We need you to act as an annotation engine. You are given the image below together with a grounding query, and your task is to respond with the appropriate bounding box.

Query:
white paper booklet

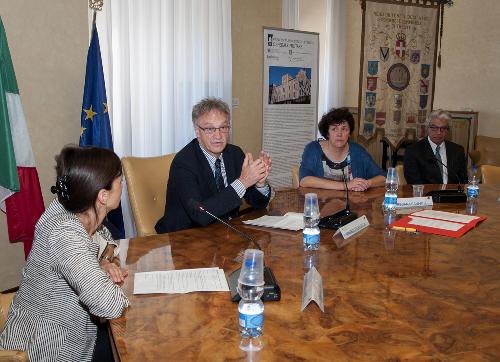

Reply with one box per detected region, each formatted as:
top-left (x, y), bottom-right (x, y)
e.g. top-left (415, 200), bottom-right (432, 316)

top-left (243, 212), bottom-right (304, 231)
top-left (133, 267), bottom-right (229, 294)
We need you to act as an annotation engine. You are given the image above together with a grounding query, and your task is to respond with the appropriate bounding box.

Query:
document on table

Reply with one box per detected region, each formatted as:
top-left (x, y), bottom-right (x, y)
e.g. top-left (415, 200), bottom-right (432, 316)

top-left (243, 212), bottom-right (304, 231)
top-left (411, 210), bottom-right (480, 223)
top-left (133, 267), bottom-right (230, 294)
top-left (408, 216), bottom-right (464, 231)
top-left (407, 210), bottom-right (481, 232)
top-left (390, 208), bottom-right (486, 238)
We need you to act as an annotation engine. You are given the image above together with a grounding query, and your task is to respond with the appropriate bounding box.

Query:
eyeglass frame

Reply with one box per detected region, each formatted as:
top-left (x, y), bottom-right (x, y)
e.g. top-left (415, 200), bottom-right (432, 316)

top-left (196, 124), bottom-right (231, 134)
top-left (428, 125), bottom-right (450, 132)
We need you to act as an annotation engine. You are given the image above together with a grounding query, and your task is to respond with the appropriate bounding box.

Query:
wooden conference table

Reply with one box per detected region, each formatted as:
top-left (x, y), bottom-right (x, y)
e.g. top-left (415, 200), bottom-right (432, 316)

top-left (110, 185), bottom-right (500, 361)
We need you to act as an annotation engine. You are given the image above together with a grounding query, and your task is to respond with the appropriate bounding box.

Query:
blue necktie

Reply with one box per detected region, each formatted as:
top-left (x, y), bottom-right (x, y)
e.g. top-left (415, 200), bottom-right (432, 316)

top-left (214, 158), bottom-right (224, 191)
top-left (435, 145), bottom-right (444, 178)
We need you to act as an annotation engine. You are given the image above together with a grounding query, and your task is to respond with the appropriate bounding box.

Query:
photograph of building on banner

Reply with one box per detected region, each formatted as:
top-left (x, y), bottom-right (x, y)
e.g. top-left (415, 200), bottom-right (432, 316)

top-left (357, 0), bottom-right (439, 149)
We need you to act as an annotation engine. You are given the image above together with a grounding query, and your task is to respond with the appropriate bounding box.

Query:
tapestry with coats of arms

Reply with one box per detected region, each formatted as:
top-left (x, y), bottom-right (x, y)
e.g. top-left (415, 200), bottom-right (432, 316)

top-left (358, 0), bottom-right (439, 148)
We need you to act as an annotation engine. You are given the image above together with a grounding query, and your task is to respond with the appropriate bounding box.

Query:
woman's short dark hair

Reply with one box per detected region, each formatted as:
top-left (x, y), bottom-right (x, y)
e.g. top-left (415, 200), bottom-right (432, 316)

top-left (318, 107), bottom-right (355, 139)
top-left (52, 145), bottom-right (122, 213)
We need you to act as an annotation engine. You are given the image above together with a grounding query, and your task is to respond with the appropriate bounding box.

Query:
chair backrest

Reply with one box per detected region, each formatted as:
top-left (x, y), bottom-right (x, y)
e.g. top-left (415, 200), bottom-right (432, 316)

top-left (480, 164), bottom-right (500, 187)
top-left (395, 164), bottom-right (406, 186)
top-left (0, 292), bottom-right (30, 361)
top-left (0, 292), bottom-right (15, 330)
top-left (291, 164), bottom-right (300, 189)
top-left (122, 154), bottom-right (175, 237)
top-left (475, 136), bottom-right (500, 166)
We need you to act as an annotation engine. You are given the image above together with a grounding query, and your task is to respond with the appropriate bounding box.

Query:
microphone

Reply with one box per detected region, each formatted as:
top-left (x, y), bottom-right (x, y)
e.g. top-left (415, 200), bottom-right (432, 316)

top-left (428, 156), bottom-right (465, 191)
top-left (190, 200), bottom-right (261, 250)
top-left (318, 158), bottom-right (358, 229)
top-left (188, 199), bottom-right (280, 302)
top-left (426, 156), bottom-right (466, 203)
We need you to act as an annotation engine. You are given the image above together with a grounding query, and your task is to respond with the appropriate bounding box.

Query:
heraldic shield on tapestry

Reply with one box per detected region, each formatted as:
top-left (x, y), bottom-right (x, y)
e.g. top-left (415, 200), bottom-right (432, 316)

top-left (358, 0), bottom-right (439, 148)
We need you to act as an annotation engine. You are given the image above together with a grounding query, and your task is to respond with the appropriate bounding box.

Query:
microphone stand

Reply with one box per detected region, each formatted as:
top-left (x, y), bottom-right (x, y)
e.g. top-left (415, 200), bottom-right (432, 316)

top-left (318, 164), bottom-right (358, 229)
top-left (199, 206), bottom-right (261, 250)
top-left (426, 157), bottom-right (466, 203)
top-left (341, 168), bottom-right (354, 215)
top-left (194, 202), bottom-right (280, 302)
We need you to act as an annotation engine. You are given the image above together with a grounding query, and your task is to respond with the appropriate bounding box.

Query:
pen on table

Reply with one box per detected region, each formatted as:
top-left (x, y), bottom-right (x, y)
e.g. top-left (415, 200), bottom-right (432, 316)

top-left (391, 226), bottom-right (417, 233)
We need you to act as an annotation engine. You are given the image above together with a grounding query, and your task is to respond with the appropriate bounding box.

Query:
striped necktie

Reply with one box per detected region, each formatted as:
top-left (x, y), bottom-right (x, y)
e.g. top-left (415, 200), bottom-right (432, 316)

top-left (435, 145), bottom-right (444, 177)
top-left (214, 158), bottom-right (224, 191)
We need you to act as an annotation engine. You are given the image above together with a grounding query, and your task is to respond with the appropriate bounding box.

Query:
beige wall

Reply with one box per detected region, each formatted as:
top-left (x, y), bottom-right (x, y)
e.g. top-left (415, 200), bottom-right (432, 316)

top-left (299, 0), bottom-right (327, 117)
top-left (0, 1), bottom-right (87, 290)
top-left (231, 0), bottom-right (282, 157)
top-left (433, 1), bottom-right (500, 137)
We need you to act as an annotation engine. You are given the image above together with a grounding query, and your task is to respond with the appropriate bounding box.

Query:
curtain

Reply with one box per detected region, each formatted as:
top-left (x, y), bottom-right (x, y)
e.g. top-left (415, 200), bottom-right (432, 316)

top-left (282, 0), bottom-right (299, 30)
top-left (89, 0), bottom-right (232, 237)
top-left (321, 0), bottom-right (346, 114)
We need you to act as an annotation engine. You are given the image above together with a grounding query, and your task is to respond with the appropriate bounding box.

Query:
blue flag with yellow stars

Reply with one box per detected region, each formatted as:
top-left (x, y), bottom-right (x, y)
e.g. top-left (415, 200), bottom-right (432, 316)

top-left (80, 22), bottom-right (125, 238)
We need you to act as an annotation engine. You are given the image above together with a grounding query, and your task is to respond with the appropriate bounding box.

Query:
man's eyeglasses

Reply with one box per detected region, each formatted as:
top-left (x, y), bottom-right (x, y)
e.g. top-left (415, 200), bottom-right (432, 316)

top-left (428, 125), bottom-right (449, 132)
top-left (197, 125), bottom-right (231, 134)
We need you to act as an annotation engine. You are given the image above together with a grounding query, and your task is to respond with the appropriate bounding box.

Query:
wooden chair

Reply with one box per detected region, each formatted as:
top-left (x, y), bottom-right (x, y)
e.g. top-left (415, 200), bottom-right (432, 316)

top-left (480, 164), bottom-right (500, 187)
top-left (469, 136), bottom-right (500, 167)
top-left (122, 154), bottom-right (175, 237)
top-left (291, 165), bottom-right (300, 188)
top-left (0, 292), bottom-right (28, 361)
top-left (395, 164), bottom-right (406, 186)
top-left (381, 139), bottom-right (415, 170)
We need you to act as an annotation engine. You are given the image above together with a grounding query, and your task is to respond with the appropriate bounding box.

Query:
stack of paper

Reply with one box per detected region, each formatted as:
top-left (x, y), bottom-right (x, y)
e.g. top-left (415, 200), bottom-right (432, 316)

top-left (243, 212), bottom-right (304, 231)
top-left (133, 267), bottom-right (229, 294)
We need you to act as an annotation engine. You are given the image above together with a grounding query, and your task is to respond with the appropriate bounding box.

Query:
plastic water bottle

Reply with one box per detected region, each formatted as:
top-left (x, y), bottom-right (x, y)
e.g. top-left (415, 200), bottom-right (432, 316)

top-left (383, 209), bottom-right (396, 250)
top-left (237, 249), bottom-right (265, 351)
top-left (466, 199), bottom-right (478, 215)
top-left (303, 249), bottom-right (319, 272)
top-left (303, 193), bottom-right (320, 251)
top-left (383, 167), bottom-right (399, 211)
top-left (466, 166), bottom-right (480, 200)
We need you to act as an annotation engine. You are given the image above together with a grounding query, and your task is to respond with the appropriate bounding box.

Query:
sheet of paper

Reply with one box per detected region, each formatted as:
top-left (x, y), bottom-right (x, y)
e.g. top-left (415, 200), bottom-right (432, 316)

top-left (408, 216), bottom-right (463, 231)
top-left (133, 267), bottom-right (229, 294)
top-left (412, 210), bottom-right (479, 223)
top-left (301, 266), bottom-right (324, 312)
top-left (243, 212), bottom-right (304, 231)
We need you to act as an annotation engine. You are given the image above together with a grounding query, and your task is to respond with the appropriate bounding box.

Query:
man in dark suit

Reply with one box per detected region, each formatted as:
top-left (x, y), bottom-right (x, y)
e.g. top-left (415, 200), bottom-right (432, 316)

top-left (155, 98), bottom-right (272, 233)
top-left (404, 110), bottom-right (468, 185)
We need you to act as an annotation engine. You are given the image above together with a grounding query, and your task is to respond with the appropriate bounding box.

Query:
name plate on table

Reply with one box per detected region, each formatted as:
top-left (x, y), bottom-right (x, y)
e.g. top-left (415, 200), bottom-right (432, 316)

top-left (301, 266), bottom-right (324, 312)
top-left (334, 215), bottom-right (369, 239)
top-left (396, 196), bottom-right (433, 209)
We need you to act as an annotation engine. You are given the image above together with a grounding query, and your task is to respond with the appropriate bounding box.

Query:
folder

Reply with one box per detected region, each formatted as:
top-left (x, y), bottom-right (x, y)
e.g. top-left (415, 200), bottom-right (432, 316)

top-left (389, 210), bottom-right (486, 238)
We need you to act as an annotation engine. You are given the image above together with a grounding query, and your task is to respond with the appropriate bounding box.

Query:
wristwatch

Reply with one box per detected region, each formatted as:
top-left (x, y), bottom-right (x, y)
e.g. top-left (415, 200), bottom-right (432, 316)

top-left (100, 254), bottom-right (113, 263)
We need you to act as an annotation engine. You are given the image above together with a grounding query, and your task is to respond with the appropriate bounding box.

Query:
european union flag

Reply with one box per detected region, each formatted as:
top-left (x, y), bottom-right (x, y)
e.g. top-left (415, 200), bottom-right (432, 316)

top-left (80, 22), bottom-right (125, 239)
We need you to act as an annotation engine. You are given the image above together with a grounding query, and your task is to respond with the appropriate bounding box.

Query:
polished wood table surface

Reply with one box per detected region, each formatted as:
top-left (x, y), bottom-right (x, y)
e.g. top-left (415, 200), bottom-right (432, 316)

top-left (110, 185), bottom-right (500, 361)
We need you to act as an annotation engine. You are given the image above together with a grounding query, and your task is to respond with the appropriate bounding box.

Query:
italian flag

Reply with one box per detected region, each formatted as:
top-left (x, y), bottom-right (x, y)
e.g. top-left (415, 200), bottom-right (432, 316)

top-left (0, 18), bottom-right (44, 258)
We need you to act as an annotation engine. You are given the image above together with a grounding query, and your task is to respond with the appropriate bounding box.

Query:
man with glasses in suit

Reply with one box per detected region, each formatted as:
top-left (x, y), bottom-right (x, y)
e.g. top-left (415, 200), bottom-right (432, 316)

top-left (155, 98), bottom-right (272, 233)
top-left (403, 109), bottom-right (468, 185)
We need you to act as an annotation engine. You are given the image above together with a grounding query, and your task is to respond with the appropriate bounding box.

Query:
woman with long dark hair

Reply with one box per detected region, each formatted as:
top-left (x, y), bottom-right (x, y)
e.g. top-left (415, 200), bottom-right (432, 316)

top-left (0, 145), bottom-right (129, 361)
